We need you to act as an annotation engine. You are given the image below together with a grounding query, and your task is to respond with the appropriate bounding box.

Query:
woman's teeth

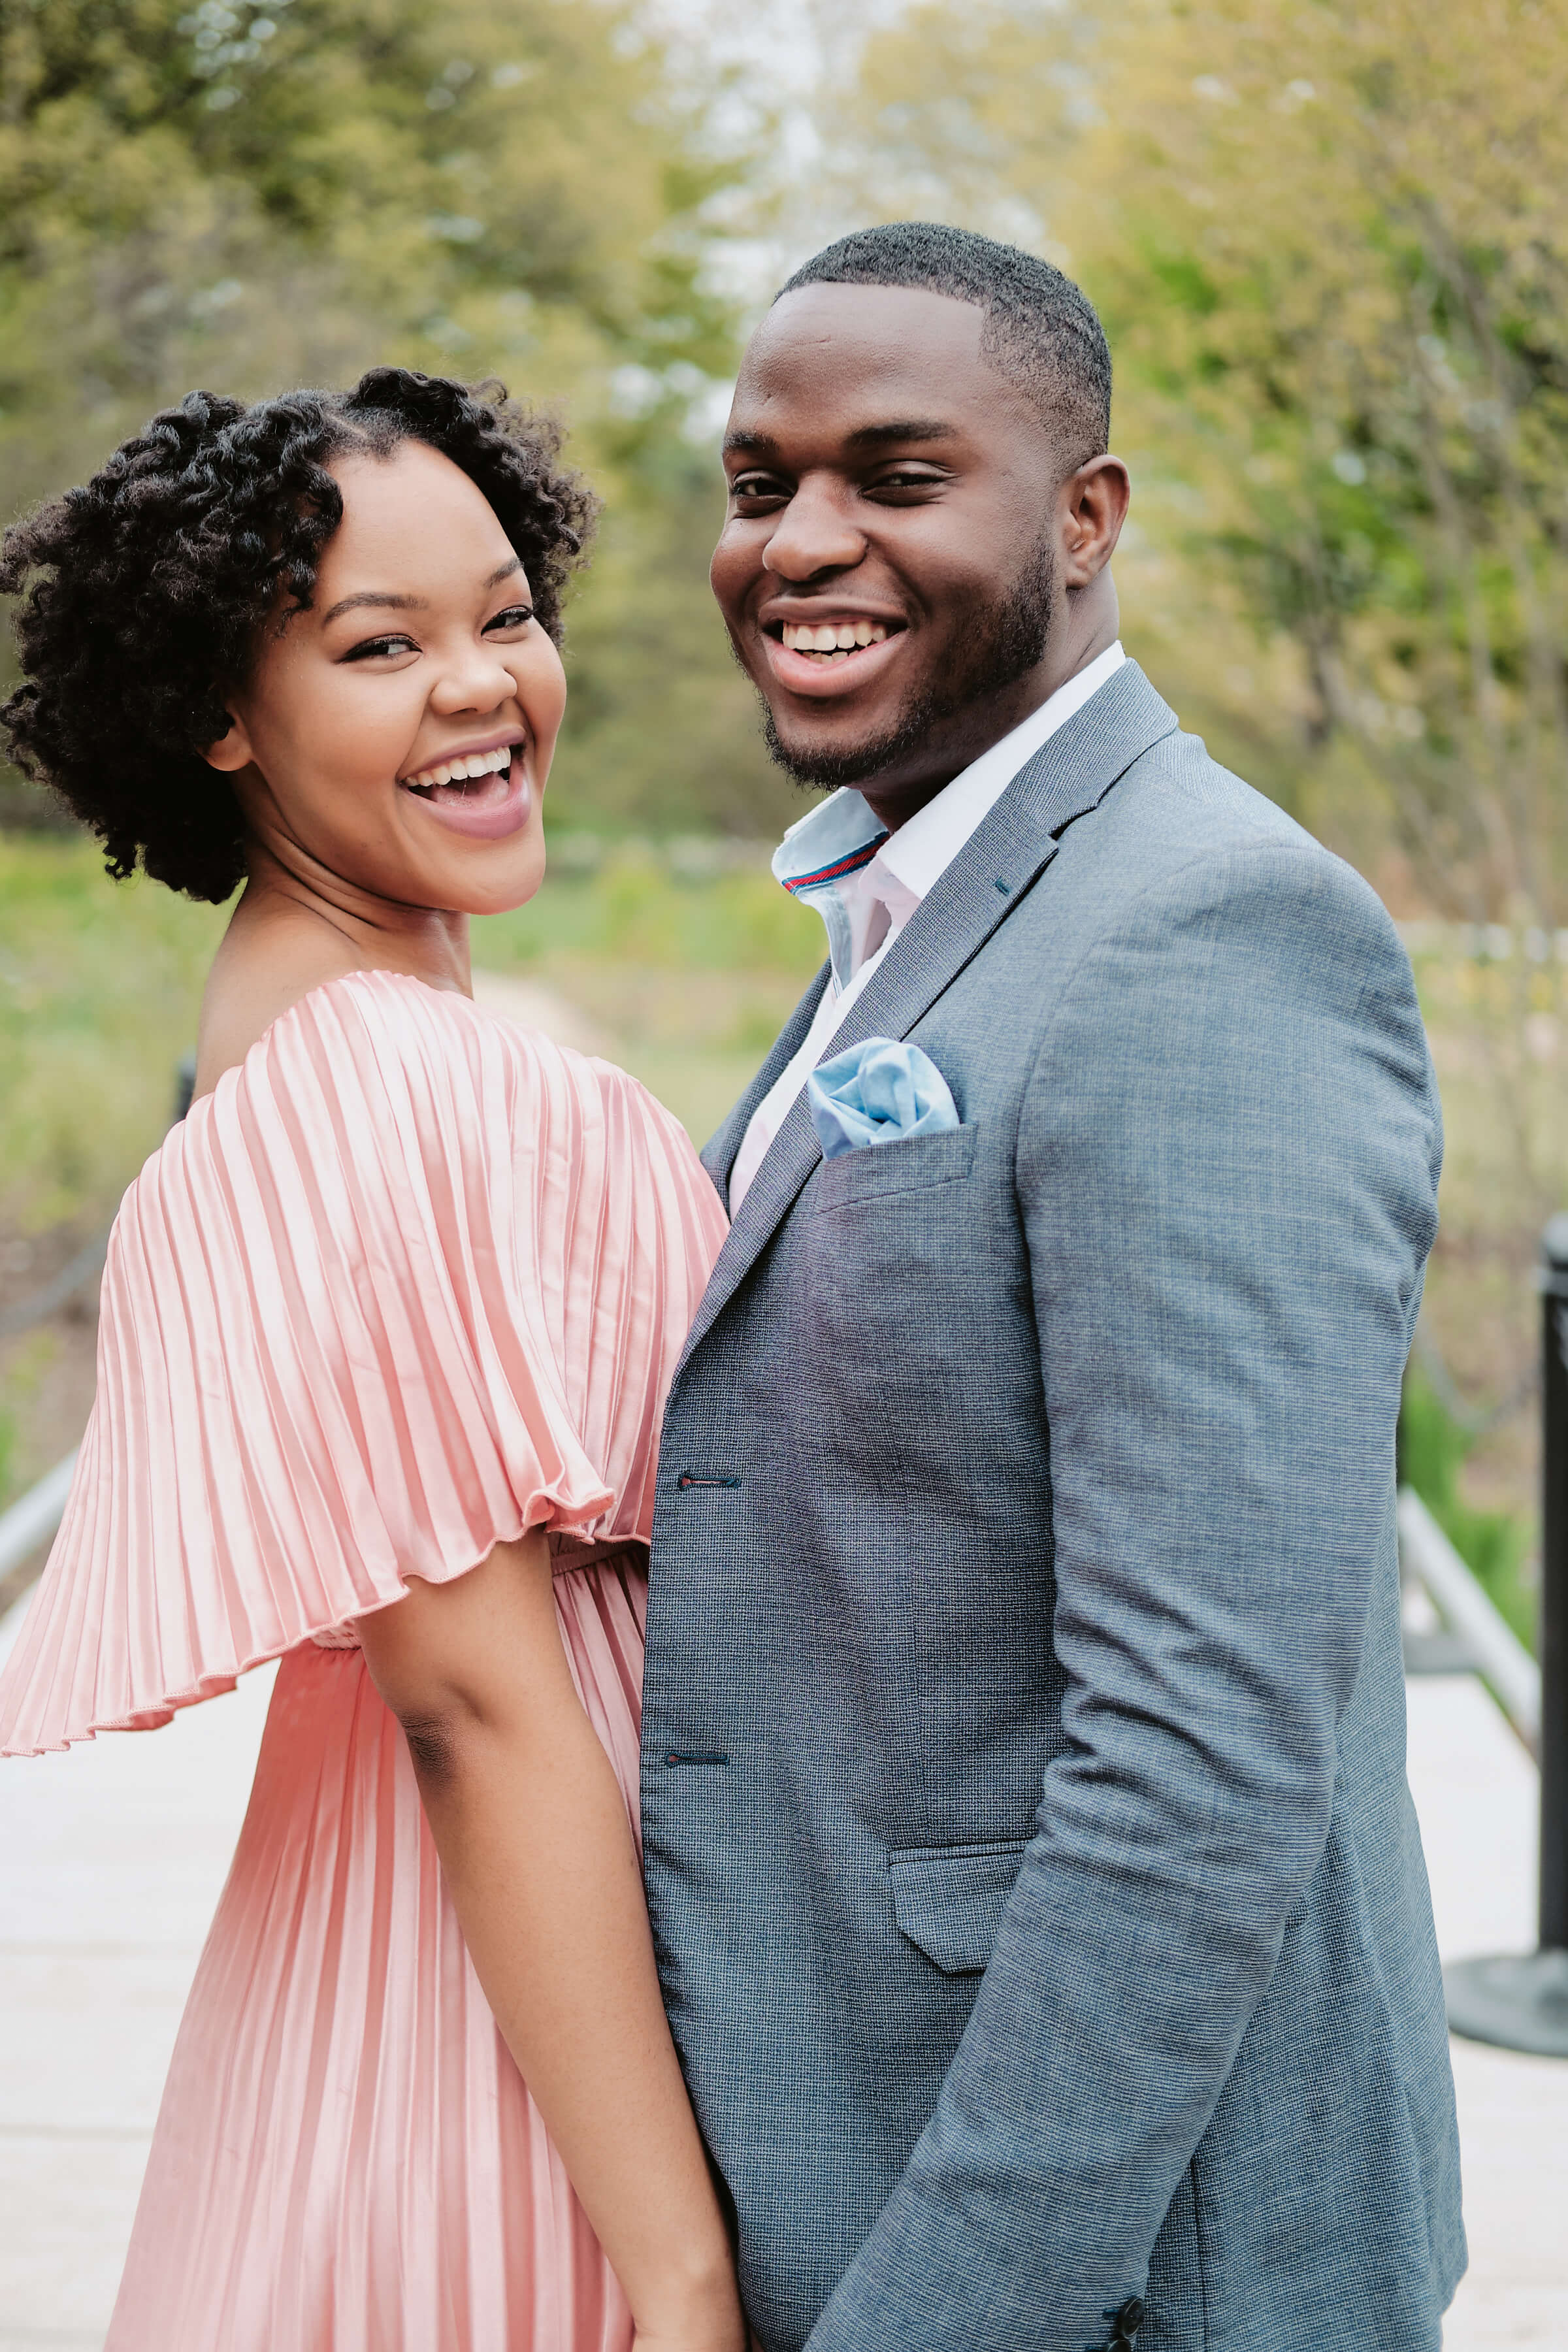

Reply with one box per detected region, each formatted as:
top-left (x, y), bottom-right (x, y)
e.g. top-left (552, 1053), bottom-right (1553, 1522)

top-left (780, 619), bottom-right (890, 661)
top-left (403, 743), bottom-right (515, 794)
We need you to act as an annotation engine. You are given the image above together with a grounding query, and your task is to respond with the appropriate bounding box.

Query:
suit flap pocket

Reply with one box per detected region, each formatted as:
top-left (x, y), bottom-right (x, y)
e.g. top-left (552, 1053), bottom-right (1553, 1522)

top-left (889, 1838), bottom-right (1027, 1974)
top-left (812, 1121), bottom-right (978, 1213)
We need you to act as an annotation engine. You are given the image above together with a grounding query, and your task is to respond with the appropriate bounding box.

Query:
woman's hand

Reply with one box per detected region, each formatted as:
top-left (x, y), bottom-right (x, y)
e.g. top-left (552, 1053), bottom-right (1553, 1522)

top-left (632, 2315), bottom-right (745, 2352)
top-left (631, 2238), bottom-right (746, 2352)
top-left (632, 2314), bottom-right (747, 2352)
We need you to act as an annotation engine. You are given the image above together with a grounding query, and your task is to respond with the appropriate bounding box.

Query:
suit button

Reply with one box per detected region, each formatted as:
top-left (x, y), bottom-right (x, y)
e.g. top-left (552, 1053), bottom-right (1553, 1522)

top-left (1113, 2298), bottom-right (1145, 2344)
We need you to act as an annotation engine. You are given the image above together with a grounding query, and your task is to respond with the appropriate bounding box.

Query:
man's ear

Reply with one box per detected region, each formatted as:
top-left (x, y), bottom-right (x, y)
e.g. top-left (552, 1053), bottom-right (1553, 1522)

top-left (200, 712), bottom-right (255, 774)
top-left (1060, 455), bottom-right (1131, 591)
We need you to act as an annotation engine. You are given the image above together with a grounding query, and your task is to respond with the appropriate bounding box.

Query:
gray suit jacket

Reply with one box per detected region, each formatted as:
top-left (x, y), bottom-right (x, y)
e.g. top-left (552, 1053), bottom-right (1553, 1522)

top-left (640, 663), bottom-right (1463, 2352)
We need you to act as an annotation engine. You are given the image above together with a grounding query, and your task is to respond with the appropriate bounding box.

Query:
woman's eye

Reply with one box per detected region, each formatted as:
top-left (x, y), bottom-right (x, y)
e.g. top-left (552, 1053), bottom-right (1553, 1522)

top-left (341, 632), bottom-right (418, 662)
top-left (483, 604), bottom-right (536, 634)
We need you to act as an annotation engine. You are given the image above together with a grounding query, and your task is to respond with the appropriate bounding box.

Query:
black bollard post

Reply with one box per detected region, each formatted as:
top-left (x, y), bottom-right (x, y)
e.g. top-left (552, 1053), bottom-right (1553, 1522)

top-left (1443, 1215), bottom-right (1568, 2057)
top-left (1541, 1216), bottom-right (1568, 1956)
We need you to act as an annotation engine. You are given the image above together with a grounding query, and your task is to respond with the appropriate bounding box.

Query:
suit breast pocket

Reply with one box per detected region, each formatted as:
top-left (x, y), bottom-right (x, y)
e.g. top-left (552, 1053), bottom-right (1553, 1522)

top-left (889, 1839), bottom-right (1028, 1974)
top-left (811, 1121), bottom-right (979, 1213)
top-left (787, 1115), bottom-right (1034, 1506)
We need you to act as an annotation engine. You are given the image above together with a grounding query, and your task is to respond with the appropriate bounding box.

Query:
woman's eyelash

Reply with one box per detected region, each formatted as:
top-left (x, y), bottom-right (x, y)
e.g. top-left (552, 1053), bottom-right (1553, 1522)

top-left (338, 608), bottom-right (531, 662)
top-left (342, 633), bottom-right (416, 662)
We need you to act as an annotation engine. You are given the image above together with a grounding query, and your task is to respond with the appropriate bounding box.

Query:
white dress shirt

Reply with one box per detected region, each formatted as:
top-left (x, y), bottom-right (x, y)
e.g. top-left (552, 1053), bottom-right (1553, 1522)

top-left (729, 640), bottom-right (1126, 1209)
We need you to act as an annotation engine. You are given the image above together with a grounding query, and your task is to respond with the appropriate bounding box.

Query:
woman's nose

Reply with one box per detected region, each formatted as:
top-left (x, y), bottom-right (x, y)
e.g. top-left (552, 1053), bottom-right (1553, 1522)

top-left (763, 480), bottom-right (866, 581)
top-left (429, 639), bottom-right (516, 715)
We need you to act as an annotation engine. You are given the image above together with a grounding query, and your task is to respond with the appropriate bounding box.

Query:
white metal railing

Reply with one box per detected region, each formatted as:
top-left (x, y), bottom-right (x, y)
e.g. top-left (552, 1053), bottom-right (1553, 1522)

top-left (0, 1450), bottom-right (78, 1598)
top-left (1398, 919), bottom-right (1568, 965)
top-left (0, 1460), bottom-right (1545, 1737)
top-left (1397, 1486), bottom-right (1541, 1755)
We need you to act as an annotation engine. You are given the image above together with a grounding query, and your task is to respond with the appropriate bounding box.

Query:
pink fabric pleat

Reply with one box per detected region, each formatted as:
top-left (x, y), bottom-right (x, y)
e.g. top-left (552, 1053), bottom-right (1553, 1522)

top-left (0, 971), bottom-right (727, 1754)
top-left (106, 1560), bottom-right (647, 2352)
top-left (0, 971), bottom-right (728, 2348)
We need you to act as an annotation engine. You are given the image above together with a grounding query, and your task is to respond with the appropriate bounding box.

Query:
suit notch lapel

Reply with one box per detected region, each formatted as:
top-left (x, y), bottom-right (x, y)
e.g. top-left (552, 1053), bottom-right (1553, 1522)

top-left (701, 962), bottom-right (830, 1198)
top-left (676, 662), bottom-right (1181, 1372)
top-left (674, 798), bottom-right (1061, 1374)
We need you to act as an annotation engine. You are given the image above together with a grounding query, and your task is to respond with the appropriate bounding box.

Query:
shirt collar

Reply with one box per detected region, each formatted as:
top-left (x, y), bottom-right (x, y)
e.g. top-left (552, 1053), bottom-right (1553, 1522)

top-left (771, 641), bottom-right (1126, 979)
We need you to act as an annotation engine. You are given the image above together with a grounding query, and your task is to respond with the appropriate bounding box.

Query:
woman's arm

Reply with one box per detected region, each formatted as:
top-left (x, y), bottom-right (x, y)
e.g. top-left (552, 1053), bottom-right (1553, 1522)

top-left (357, 1535), bottom-right (743, 2352)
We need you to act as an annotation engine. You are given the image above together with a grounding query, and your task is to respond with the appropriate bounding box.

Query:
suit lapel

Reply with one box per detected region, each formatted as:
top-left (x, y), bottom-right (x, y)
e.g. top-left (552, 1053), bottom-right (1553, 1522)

top-left (700, 962), bottom-right (830, 1197)
top-left (678, 662), bottom-right (1179, 1371)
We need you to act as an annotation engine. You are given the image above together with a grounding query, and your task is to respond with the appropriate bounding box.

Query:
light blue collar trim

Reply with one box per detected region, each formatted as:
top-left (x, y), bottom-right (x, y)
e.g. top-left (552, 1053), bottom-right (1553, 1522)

top-left (770, 791), bottom-right (889, 986)
top-left (771, 789), bottom-right (887, 893)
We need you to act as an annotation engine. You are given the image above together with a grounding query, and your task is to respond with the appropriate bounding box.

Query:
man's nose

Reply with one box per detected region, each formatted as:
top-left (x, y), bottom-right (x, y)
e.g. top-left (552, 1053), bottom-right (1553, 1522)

top-left (762, 478), bottom-right (866, 581)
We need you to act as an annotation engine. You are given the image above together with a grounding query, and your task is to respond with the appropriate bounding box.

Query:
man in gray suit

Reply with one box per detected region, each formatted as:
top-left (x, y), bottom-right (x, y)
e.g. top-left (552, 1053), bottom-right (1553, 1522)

top-left (640, 223), bottom-right (1463, 2352)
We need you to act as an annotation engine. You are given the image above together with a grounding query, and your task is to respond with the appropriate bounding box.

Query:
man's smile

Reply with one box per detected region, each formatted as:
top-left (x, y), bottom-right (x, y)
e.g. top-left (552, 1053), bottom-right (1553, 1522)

top-left (778, 618), bottom-right (892, 657)
top-left (758, 605), bottom-right (909, 700)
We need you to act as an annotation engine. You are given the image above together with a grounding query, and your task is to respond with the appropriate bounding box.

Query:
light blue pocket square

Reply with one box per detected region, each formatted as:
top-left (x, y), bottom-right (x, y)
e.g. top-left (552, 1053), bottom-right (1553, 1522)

top-left (807, 1036), bottom-right (960, 1161)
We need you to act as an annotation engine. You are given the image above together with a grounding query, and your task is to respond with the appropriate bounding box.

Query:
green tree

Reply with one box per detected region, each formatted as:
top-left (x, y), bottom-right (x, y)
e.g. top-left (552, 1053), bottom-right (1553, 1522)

top-left (823, 0), bottom-right (1568, 928)
top-left (1099, 0), bottom-right (1568, 936)
top-left (0, 0), bottom-right (793, 838)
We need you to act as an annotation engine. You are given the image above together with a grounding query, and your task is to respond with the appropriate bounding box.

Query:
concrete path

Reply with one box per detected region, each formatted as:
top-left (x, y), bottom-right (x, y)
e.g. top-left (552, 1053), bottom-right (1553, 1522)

top-left (0, 1595), bottom-right (276, 2352)
top-left (1407, 1674), bottom-right (1567, 2349)
top-left (469, 968), bottom-right (610, 1055)
top-left (0, 1582), bottom-right (1563, 2347)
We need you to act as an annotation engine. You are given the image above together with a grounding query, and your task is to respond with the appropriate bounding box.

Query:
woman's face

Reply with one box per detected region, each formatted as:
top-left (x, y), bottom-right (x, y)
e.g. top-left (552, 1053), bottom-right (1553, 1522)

top-left (206, 438), bottom-right (566, 916)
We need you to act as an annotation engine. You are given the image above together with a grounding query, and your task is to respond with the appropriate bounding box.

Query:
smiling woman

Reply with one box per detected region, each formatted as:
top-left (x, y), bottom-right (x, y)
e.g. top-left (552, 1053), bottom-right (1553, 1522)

top-left (186, 421), bottom-right (584, 1083)
top-left (0, 369), bottom-right (593, 907)
top-left (0, 376), bottom-right (745, 2352)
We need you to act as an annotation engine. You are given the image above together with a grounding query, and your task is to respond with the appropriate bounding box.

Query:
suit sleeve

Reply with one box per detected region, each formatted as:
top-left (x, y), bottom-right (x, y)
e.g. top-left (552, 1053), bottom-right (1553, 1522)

top-left (804, 842), bottom-right (1441, 2352)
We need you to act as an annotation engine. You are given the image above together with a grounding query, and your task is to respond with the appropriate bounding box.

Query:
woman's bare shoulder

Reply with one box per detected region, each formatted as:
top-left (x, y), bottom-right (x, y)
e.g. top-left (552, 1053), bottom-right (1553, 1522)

top-left (193, 906), bottom-right (377, 1101)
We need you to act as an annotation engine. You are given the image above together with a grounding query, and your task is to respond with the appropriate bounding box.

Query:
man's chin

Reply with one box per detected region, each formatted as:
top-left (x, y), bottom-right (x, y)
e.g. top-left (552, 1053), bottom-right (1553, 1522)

top-left (762, 700), bottom-right (936, 794)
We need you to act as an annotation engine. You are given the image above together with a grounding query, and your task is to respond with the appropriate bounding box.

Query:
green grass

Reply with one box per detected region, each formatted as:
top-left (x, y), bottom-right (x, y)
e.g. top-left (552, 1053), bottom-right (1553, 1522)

top-left (0, 835), bottom-right (227, 1231)
top-left (474, 854), bottom-right (823, 1141)
top-left (475, 847), bottom-right (822, 977)
top-left (0, 831), bottom-right (825, 1235)
top-left (1399, 1372), bottom-right (1537, 1653)
top-left (1402, 934), bottom-right (1567, 1561)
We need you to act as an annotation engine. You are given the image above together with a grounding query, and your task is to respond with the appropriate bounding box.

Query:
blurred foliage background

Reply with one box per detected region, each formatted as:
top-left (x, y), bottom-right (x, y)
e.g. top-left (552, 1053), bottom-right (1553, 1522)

top-left (0, 0), bottom-right (795, 838)
top-left (3, 0), bottom-right (1567, 1635)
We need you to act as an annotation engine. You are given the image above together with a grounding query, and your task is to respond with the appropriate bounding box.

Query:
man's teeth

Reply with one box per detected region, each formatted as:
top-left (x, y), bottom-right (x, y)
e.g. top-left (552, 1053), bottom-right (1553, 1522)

top-left (404, 743), bottom-right (514, 792)
top-left (781, 619), bottom-right (890, 655)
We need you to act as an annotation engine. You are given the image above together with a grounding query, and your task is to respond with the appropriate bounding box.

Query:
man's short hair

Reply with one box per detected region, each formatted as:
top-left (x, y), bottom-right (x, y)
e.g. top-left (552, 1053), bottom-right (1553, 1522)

top-left (777, 221), bottom-right (1111, 468)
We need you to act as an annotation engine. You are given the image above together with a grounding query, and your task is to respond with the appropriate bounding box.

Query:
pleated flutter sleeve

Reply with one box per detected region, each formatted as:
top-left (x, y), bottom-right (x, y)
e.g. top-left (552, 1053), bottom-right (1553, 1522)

top-left (0, 971), bottom-right (727, 1754)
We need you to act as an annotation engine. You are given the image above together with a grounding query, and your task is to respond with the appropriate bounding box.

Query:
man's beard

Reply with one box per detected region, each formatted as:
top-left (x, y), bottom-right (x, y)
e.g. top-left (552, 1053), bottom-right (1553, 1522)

top-left (760, 537), bottom-right (1056, 794)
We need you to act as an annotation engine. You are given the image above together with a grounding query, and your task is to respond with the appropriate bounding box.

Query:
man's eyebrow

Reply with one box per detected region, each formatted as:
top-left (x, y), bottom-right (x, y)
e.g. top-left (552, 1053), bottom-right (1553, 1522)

top-left (721, 420), bottom-right (958, 460)
top-left (845, 419), bottom-right (957, 448)
top-left (320, 558), bottom-right (520, 626)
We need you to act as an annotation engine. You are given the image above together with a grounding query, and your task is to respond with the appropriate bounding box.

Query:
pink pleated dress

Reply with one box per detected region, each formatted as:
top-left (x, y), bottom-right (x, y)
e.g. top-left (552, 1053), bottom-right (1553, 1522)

top-left (0, 970), bottom-right (728, 2351)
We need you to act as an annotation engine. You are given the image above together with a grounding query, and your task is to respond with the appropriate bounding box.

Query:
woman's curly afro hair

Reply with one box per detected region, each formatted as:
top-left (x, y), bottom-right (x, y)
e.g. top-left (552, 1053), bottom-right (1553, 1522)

top-left (0, 368), bottom-right (598, 902)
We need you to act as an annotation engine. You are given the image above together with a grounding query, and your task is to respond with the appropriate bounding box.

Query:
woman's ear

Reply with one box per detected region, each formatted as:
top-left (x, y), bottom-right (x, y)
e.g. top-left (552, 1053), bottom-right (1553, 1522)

top-left (200, 713), bottom-right (255, 774)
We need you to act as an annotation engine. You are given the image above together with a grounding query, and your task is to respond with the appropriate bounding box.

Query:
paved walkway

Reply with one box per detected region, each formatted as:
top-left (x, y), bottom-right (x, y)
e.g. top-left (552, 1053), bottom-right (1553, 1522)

top-left (0, 1584), bottom-right (1563, 2347)
top-left (1405, 1674), bottom-right (1566, 2349)
top-left (0, 1597), bottom-right (277, 2352)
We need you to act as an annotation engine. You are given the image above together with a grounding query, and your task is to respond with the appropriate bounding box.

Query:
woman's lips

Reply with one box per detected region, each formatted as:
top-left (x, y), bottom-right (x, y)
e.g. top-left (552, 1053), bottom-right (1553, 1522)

top-left (401, 751), bottom-right (532, 840)
top-left (760, 627), bottom-right (907, 700)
